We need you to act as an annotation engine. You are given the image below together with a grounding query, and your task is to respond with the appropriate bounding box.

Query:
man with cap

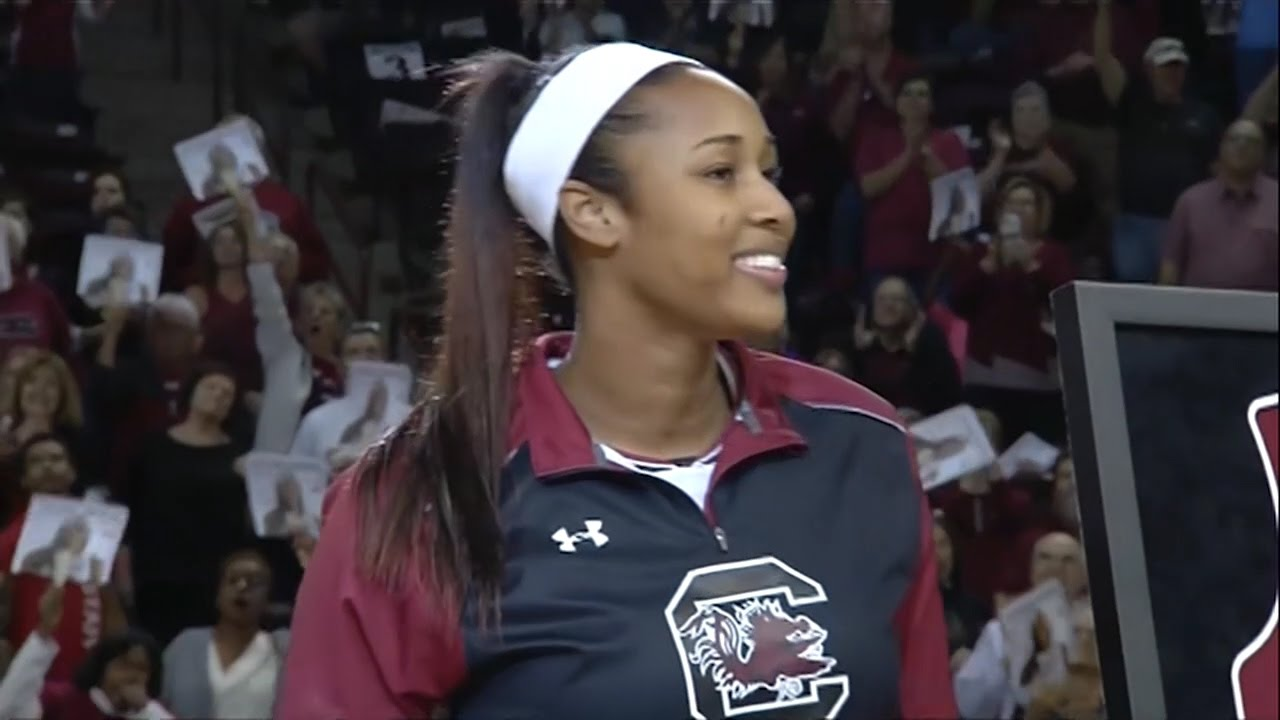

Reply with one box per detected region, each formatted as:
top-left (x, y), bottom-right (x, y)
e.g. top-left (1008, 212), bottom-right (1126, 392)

top-left (1094, 0), bottom-right (1222, 284)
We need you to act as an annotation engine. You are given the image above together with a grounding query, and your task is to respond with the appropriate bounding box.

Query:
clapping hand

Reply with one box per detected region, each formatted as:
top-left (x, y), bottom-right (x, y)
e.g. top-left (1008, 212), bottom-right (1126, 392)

top-left (988, 120), bottom-right (1012, 154)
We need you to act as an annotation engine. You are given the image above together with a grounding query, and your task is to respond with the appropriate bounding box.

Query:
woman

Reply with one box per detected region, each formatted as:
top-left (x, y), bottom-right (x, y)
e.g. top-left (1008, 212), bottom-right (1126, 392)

top-left (836, 275), bottom-right (962, 415)
top-left (186, 223), bottom-right (263, 395)
top-left (950, 177), bottom-right (1074, 444)
top-left (242, 218), bottom-right (348, 453)
top-left (0, 583), bottom-right (170, 719)
top-left (124, 364), bottom-right (251, 647)
top-left (162, 549), bottom-right (289, 719)
top-left (0, 435), bottom-right (126, 681)
top-left (855, 73), bottom-right (970, 295)
top-left (89, 170), bottom-right (130, 220)
top-left (279, 43), bottom-right (954, 719)
top-left (0, 350), bottom-right (86, 496)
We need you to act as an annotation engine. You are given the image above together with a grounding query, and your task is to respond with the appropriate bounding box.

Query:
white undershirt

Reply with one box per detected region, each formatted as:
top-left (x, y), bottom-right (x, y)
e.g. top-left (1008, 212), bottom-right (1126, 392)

top-left (207, 632), bottom-right (279, 720)
top-left (601, 444), bottom-right (721, 510)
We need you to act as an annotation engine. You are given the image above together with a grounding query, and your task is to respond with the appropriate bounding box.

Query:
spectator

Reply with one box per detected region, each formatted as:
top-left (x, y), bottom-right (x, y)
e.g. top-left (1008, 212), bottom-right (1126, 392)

top-left (825, 0), bottom-right (915, 156)
top-left (0, 583), bottom-right (170, 720)
top-left (0, 435), bottom-right (126, 682)
top-left (1025, 606), bottom-right (1104, 720)
top-left (0, 351), bottom-right (86, 482)
top-left (291, 322), bottom-right (407, 473)
top-left (6, 0), bottom-right (113, 120)
top-left (0, 217), bottom-right (72, 362)
top-left (186, 224), bottom-right (262, 397)
top-left (87, 295), bottom-right (207, 499)
top-left (953, 532), bottom-right (1091, 720)
top-left (96, 204), bottom-right (145, 241)
top-left (235, 186), bottom-right (348, 453)
top-left (160, 116), bottom-right (330, 291)
top-left (951, 178), bottom-right (1073, 443)
top-left (535, 0), bottom-right (627, 57)
top-left (856, 73), bottom-right (970, 295)
top-left (1095, 5), bottom-right (1223, 282)
top-left (124, 364), bottom-right (250, 647)
top-left (933, 511), bottom-right (990, 674)
top-left (1004, 453), bottom-right (1081, 596)
top-left (88, 170), bottom-right (130, 220)
top-left (983, 83), bottom-right (1096, 264)
top-left (1160, 119), bottom-right (1278, 291)
top-left (833, 276), bottom-right (961, 415)
top-left (161, 549), bottom-right (289, 719)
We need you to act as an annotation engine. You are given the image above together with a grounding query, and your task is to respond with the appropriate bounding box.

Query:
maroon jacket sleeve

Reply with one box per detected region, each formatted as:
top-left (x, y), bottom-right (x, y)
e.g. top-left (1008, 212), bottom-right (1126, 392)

top-left (276, 468), bottom-right (466, 720)
top-left (895, 442), bottom-right (960, 719)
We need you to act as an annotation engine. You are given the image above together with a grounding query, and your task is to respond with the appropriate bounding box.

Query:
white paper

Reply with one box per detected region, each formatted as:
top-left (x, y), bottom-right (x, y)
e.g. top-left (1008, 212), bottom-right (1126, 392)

top-left (76, 235), bottom-right (163, 309)
top-left (244, 453), bottom-right (328, 538)
top-left (191, 197), bottom-right (276, 240)
top-left (929, 166), bottom-right (981, 240)
top-left (363, 42), bottom-right (426, 81)
top-left (173, 119), bottom-right (270, 201)
top-left (998, 579), bottom-right (1073, 698)
top-left (379, 99), bottom-right (449, 127)
top-left (997, 432), bottom-right (1061, 479)
top-left (319, 362), bottom-right (413, 468)
top-left (10, 494), bottom-right (129, 586)
top-left (910, 404), bottom-right (998, 491)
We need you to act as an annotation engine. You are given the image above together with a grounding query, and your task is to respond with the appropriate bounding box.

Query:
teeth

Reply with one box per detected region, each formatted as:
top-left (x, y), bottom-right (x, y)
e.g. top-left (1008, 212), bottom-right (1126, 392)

top-left (737, 254), bottom-right (784, 270)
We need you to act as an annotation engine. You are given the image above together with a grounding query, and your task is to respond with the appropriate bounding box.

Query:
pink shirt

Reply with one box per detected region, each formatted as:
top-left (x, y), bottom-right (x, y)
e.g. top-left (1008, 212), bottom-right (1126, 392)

top-left (1163, 176), bottom-right (1279, 291)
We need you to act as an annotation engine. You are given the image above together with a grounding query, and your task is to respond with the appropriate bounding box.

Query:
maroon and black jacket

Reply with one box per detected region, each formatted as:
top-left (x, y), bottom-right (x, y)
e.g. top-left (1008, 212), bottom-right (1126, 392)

top-left (278, 333), bottom-right (957, 720)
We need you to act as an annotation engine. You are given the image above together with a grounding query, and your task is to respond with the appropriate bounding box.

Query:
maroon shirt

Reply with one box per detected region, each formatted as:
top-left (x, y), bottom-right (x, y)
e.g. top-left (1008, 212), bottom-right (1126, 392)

top-left (0, 277), bottom-right (72, 361)
top-left (161, 180), bottom-right (331, 291)
top-left (201, 287), bottom-right (263, 392)
top-left (950, 241), bottom-right (1075, 372)
top-left (856, 126), bottom-right (971, 273)
top-left (13, 0), bottom-right (77, 70)
top-left (1163, 176), bottom-right (1280, 291)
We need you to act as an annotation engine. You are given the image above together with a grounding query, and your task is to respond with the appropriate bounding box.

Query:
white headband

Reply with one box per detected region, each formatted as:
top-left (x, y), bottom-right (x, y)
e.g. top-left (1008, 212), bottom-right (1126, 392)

top-left (502, 43), bottom-right (726, 246)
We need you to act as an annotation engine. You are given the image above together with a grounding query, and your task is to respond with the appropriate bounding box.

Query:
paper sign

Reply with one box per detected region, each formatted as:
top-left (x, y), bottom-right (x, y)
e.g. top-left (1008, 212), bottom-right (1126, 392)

top-left (173, 119), bottom-right (270, 201)
top-left (76, 234), bottom-right (163, 309)
top-left (10, 494), bottom-right (129, 586)
top-left (929, 166), bottom-right (981, 240)
top-left (997, 432), bottom-right (1062, 479)
top-left (191, 197), bottom-right (276, 240)
top-left (244, 453), bottom-right (328, 538)
top-left (363, 42), bottom-right (426, 81)
top-left (999, 579), bottom-right (1073, 697)
top-left (910, 404), bottom-right (998, 491)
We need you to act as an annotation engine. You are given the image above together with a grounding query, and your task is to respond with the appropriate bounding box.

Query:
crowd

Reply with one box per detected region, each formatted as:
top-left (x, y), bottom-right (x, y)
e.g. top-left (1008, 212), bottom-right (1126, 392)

top-left (0, 0), bottom-right (1275, 718)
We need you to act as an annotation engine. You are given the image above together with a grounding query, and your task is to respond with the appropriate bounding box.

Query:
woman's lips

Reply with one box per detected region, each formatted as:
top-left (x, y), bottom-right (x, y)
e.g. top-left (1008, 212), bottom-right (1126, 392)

top-left (732, 253), bottom-right (788, 291)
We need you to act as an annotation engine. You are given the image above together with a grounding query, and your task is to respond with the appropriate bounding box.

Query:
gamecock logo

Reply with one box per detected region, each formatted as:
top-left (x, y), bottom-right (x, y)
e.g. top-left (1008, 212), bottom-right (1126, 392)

top-left (1232, 393), bottom-right (1278, 720)
top-left (664, 557), bottom-right (850, 719)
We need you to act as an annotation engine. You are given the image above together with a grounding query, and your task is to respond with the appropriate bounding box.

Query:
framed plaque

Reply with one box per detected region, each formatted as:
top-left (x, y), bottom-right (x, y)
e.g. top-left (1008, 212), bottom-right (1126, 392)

top-left (1053, 282), bottom-right (1279, 720)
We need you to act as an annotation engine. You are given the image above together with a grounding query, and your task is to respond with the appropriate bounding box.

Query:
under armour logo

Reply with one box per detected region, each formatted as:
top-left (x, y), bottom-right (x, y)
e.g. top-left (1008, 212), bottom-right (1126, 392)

top-left (552, 519), bottom-right (609, 553)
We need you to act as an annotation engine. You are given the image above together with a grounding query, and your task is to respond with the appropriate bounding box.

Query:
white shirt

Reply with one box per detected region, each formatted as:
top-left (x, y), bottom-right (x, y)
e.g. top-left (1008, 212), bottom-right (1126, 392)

top-left (207, 632), bottom-right (280, 720)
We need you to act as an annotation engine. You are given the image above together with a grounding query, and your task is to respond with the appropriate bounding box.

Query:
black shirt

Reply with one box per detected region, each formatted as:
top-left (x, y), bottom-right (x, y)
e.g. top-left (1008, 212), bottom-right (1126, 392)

top-left (1116, 81), bottom-right (1222, 217)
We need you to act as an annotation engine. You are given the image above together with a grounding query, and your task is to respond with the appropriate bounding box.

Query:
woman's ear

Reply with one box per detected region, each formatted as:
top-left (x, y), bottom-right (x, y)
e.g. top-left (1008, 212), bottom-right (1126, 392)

top-left (557, 180), bottom-right (627, 252)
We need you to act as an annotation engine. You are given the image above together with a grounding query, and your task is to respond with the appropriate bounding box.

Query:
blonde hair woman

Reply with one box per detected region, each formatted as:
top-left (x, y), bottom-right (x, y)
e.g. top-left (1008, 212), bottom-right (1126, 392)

top-left (2, 350), bottom-right (83, 445)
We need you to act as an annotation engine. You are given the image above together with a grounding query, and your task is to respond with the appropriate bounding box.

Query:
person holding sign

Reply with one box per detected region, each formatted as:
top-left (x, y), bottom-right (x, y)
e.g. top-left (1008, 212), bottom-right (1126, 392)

top-left (0, 436), bottom-right (125, 682)
top-left (279, 43), bottom-right (955, 720)
top-left (0, 580), bottom-right (170, 719)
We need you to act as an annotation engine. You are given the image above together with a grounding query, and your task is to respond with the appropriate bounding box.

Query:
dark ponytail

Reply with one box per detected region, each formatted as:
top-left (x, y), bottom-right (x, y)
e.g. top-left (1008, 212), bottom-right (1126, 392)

top-left (355, 51), bottom-right (544, 622)
top-left (354, 46), bottom-right (690, 623)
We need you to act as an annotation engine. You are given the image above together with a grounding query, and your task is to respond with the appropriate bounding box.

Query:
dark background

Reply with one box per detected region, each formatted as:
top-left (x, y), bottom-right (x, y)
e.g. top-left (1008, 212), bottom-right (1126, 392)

top-left (1115, 325), bottom-right (1278, 720)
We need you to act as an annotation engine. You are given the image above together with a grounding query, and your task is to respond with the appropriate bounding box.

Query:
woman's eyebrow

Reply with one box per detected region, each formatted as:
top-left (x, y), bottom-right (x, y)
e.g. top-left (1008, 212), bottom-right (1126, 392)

top-left (691, 133), bottom-right (777, 150)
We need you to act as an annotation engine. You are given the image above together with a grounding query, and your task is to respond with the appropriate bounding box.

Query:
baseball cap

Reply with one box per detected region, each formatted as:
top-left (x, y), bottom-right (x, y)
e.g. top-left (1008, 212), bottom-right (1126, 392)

top-left (1144, 37), bottom-right (1189, 66)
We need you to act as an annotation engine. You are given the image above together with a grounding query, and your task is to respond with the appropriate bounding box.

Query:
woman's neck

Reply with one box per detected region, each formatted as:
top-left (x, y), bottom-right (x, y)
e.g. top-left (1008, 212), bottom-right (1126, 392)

top-left (15, 415), bottom-right (53, 439)
top-left (214, 268), bottom-right (247, 297)
top-left (170, 415), bottom-right (227, 445)
top-left (557, 305), bottom-right (732, 460)
top-left (305, 335), bottom-right (336, 362)
top-left (212, 621), bottom-right (260, 665)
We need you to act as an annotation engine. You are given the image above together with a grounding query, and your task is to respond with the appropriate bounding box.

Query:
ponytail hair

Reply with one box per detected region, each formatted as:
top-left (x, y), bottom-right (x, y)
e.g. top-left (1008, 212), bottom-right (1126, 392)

top-left (355, 46), bottom-right (697, 622)
top-left (355, 51), bottom-right (544, 621)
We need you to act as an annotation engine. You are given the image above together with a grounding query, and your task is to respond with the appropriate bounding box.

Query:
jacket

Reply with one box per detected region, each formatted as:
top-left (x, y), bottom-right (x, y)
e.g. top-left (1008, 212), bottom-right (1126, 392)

top-left (278, 334), bottom-right (957, 719)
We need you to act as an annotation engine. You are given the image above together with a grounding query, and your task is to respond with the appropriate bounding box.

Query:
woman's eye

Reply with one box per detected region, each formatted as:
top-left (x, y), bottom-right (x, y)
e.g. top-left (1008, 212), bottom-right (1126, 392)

top-left (704, 166), bottom-right (736, 183)
top-left (763, 167), bottom-right (783, 185)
